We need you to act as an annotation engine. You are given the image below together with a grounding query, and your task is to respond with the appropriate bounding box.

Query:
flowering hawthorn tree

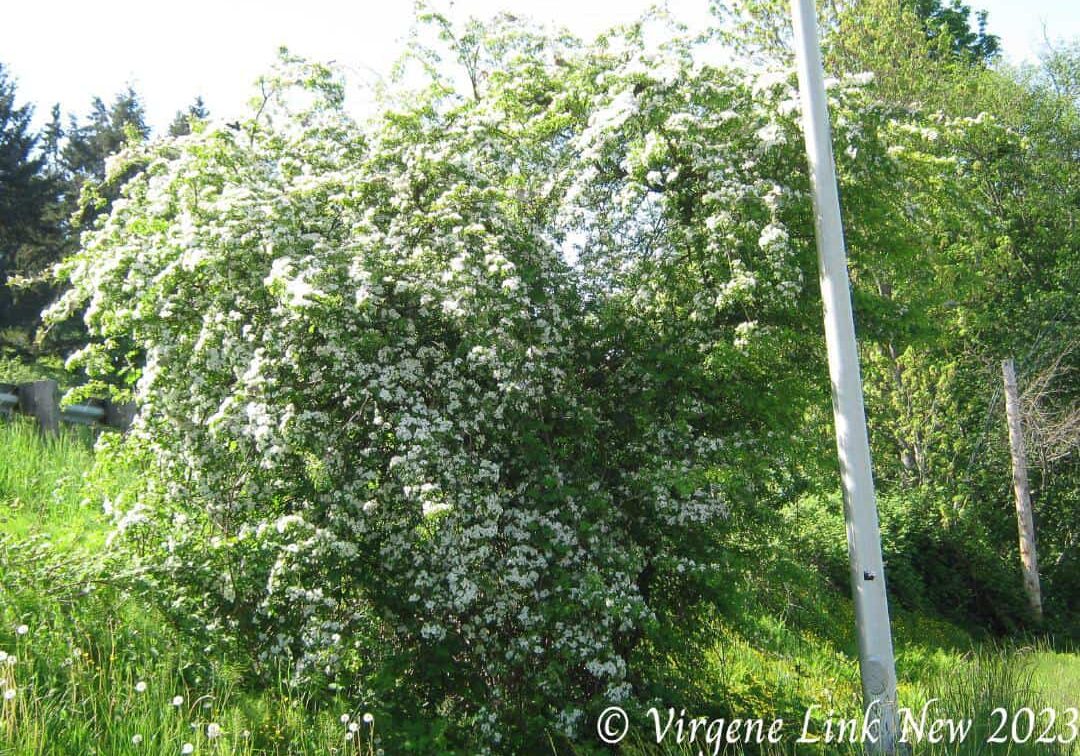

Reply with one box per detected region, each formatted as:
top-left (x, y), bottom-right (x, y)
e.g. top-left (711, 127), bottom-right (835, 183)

top-left (46, 16), bottom-right (990, 748)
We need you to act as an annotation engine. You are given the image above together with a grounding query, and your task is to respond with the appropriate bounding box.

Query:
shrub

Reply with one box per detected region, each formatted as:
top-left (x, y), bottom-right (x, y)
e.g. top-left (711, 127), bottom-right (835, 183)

top-left (46, 18), bottom-right (986, 749)
top-left (788, 490), bottom-right (1030, 634)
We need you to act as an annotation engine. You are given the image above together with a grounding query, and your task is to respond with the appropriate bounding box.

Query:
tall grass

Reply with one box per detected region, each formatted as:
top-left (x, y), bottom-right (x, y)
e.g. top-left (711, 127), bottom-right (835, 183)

top-left (0, 420), bottom-right (102, 549)
top-left (587, 646), bottom-right (1076, 755)
top-left (912, 644), bottom-right (1077, 755)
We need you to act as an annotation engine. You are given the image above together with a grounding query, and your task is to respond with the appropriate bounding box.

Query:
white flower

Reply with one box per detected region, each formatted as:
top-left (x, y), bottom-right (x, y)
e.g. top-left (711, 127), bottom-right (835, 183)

top-left (172, 695), bottom-right (185, 706)
top-left (132, 734), bottom-right (143, 745)
top-left (15, 625), bottom-right (28, 636)
top-left (734, 320), bottom-right (759, 350)
top-left (135, 681), bottom-right (148, 693)
top-left (363, 712), bottom-right (374, 724)
top-left (207, 723), bottom-right (222, 739)
top-left (422, 500), bottom-right (452, 518)
top-left (285, 275), bottom-right (316, 307)
top-left (181, 744), bottom-right (194, 755)
top-left (758, 222), bottom-right (789, 252)
top-left (340, 713), bottom-right (350, 724)
top-left (348, 722), bottom-right (359, 732)
top-left (756, 123), bottom-right (785, 148)
top-left (4, 688), bottom-right (15, 700)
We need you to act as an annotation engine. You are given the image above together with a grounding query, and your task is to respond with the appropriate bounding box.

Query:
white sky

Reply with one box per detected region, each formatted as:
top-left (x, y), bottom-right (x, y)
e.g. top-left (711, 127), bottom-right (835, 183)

top-left (2, 0), bottom-right (1077, 133)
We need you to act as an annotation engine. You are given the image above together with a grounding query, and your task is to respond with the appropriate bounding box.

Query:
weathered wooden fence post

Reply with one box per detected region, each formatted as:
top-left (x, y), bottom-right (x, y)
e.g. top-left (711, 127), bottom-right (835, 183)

top-left (104, 399), bottom-right (138, 431)
top-left (1002, 357), bottom-right (1043, 622)
top-left (18, 379), bottom-right (60, 436)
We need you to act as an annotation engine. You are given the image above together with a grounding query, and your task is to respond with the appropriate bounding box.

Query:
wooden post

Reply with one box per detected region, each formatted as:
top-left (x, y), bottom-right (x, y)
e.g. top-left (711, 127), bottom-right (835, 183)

top-left (104, 399), bottom-right (138, 431)
top-left (18, 379), bottom-right (60, 436)
top-left (1002, 358), bottom-right (1043, 622)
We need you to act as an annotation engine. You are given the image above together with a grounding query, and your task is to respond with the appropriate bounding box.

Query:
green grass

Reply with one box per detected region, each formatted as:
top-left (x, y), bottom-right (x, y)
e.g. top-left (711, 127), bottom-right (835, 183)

top-left (0, 420), bottom-right (103, 551)
top-left (0, 421), bottom-right (1077, 754)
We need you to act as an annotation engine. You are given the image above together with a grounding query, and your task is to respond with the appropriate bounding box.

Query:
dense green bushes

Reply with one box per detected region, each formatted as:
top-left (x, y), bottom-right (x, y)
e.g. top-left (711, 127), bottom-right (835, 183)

top-left (788, 492), bottom-right (1032, 635)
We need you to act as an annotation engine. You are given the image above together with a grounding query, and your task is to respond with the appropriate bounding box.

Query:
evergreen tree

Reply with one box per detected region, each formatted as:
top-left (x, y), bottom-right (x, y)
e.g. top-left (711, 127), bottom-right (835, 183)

top-left (0, 64), bottom-right (51, 259)
top-left (60, 87), bottom-right (150, 230)
top-left (39, 103), bottom-right (64, 174)
top-left (62, 87), bottom-right (149, 183)
top-left (167, 95), bottom-right (209, 137)
top-left (0, 63), bottom-right (60, 347)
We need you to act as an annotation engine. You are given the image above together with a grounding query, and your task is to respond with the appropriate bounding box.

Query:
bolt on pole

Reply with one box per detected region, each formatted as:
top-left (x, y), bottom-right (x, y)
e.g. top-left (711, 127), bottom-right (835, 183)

top-left (789, 0), bottom-right (901, 751)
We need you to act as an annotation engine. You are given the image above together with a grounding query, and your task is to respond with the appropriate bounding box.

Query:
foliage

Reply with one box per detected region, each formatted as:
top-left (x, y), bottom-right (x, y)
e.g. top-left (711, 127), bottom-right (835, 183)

top-left (61, 88), bottom-right (150, 186)
top-left (907, 0), bottom-right (1000, 64)
top-left (790, 492), bottom-right (1031, 634)
top-left (821, 0), bottom-right (1079, 636)
top-left (0, 65), bottom-right (55, 261)
top-left (168, 96), bottom-right (210, 138)
top-left (1, 80), bottom-right (158, 359)
top-left (0, 63), bottom-right (63, 353)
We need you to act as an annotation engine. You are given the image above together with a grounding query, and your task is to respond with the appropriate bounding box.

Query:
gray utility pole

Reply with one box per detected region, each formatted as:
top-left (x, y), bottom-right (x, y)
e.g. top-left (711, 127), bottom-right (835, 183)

top-left (1001, 357), bottom-right (1043, 622)
top-left (789, 0), bottom-right (901, 752)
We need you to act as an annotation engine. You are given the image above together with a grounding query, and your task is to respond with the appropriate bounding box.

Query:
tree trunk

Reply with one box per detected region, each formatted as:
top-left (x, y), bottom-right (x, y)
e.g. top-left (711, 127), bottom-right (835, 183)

top-left (1002, 358), bottom-right (1043, 622)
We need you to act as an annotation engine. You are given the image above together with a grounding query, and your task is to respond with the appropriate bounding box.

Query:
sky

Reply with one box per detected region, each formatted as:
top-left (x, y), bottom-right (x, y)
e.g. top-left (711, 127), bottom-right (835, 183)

top-left (1, 0), bottom-right (1077, 133)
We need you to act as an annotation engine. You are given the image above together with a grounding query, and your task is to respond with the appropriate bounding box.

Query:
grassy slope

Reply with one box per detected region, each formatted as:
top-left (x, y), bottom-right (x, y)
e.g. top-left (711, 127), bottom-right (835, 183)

top-left (0, 422), bottom-right (1076, 755)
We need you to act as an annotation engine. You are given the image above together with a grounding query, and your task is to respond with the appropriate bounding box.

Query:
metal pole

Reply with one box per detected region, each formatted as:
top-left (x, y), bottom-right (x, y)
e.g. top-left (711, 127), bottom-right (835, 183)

top-left (789, 0), bottom-right (900, 751)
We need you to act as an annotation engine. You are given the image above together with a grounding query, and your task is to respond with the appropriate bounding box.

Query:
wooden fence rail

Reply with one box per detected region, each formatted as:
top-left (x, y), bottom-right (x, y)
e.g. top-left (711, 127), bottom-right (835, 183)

top-left (0, 380), bottom-right (135, 435)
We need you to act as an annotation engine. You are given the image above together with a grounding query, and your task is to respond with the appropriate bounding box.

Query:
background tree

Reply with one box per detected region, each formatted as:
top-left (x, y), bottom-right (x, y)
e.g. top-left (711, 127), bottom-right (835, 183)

top-left (62, 88), bottom-right (149, 182)
top-left (167, 95), bottom-right (209, 137)
top-left (828, 0), bottom-right (1078, 631)
top-left (1, 84), bottom-right (153, 357)
top-left (713, 0), bottom-right (1077, 633)
top-left (908, 0), bottom-right (999, 63)
top-left (0, 63), bottom-right (61, 353)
